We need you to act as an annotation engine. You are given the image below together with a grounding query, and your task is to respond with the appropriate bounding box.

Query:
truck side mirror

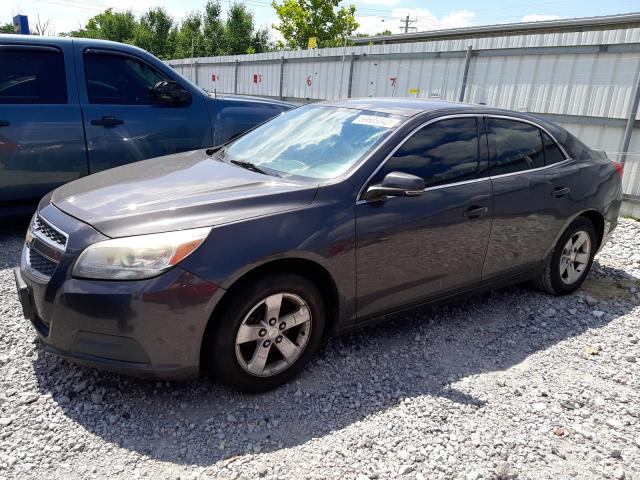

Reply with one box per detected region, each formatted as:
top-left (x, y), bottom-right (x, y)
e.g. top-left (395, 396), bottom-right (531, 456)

top-left (150, 81), bottom-right (192, 106)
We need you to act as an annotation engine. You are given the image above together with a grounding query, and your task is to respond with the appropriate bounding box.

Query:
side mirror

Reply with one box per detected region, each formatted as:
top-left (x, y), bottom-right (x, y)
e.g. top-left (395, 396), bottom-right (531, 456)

top-left (150, 80), bottom-right (192, 105)
top-left (362, 171), bottom-right (425, 201)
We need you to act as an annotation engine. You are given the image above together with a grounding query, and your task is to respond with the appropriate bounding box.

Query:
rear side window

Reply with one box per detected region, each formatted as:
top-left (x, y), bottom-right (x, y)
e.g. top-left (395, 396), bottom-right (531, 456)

top-left (542, 131), bottom-right (566, 165)
top-left (0, 48), bottom-right (67, 104)
top-left (84, 52), bottom-right (166, 105)
top-left (487, 118), bottom-right (544, 175)
top-left (372, 117), bottom-right (480, 188)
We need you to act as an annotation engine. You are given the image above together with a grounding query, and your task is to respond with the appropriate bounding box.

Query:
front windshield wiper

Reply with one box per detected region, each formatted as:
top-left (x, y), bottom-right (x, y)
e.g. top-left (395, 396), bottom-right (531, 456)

top-left (230, 159), bottom-right (269, 175)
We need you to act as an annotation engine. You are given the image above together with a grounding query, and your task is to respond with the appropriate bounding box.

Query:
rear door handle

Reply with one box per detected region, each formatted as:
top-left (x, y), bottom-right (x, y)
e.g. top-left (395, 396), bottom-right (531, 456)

top-left (0, 120), bottom-right (9, 127)
top-left (91, 116), bottom-right (124, 127)
top-left (463, 206), bottom-right (489, 219)
top-left (552, 187), bottom-right (570, 198)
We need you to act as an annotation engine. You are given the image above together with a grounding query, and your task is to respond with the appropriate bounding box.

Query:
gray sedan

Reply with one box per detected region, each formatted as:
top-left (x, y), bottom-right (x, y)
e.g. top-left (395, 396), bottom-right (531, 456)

top-left (14, 99), bottom-right (623, 391)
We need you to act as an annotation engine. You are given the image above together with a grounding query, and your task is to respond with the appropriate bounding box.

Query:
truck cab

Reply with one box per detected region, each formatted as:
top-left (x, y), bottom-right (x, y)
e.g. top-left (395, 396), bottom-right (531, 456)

top-left (0, 35), bottom-right (292, 215)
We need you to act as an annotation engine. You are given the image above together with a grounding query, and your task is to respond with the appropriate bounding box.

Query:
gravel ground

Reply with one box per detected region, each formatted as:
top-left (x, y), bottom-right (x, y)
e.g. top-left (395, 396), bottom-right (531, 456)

top-left (1, 217), bottom-right (639, 480)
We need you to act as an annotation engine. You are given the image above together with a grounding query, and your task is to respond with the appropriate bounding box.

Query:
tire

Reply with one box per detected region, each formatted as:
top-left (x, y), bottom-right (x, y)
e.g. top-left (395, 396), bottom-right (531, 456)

top-left (532, 216), bottom-right (597, 295)
top-left (206, 273), bottom-right (325, 392)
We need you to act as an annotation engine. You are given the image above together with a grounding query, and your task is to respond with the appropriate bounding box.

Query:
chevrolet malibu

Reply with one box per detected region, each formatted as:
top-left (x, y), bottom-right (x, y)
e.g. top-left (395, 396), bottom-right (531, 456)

top-left (14, 99), bottom-right (623, 392)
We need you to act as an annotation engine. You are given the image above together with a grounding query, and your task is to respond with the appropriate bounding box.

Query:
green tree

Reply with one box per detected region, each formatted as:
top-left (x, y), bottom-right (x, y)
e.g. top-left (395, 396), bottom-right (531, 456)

top-left (355, 29), bottom-right (392, 38)
top-left (0, 23), bottom-right (14, 34)
top-left (224, 3), bottom-right (255, 54)
top-left (272, 0), bottom-right (358, 49)
top-left (66, 9), bottom-right (137, 43)
top-left (170, 11), bottom-right (206, 59)
top-left (251, 27), bottom-right (272, 54)
top-left (203, 0), bottom-right (225, 56)
top-left (60, 2), bottom-right (273, 59)
top-left (133, 7), bottom-right (173, 59)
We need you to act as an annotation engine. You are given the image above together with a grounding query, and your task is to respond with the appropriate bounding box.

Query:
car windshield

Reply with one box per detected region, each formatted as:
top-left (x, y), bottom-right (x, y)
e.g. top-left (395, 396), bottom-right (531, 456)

top-left (225, 105), bottom-right (403, 179)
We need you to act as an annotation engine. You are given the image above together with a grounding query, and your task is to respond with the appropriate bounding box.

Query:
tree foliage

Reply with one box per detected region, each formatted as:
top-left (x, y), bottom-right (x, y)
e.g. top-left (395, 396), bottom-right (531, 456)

top-left (203, 0), bottom-right (226, 56)
top-left (133, 7), bottom-right (174, 59)
top-left (272, 0), bottom-right (358, 49)
top-left (67, 9), bottom-right (137, 43)
top-left (62, 1), bottom-right (274, 59)
top-left (355, 29), bottom-right (392, 38)
top-left (0, 23), bottom-right (14, 34)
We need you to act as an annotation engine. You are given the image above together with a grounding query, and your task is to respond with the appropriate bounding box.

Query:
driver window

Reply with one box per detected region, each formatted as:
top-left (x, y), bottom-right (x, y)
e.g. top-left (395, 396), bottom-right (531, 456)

top-left (372, 117), bottom-right (480, 188)
top-left (84, 52), bottom-right (166, 105)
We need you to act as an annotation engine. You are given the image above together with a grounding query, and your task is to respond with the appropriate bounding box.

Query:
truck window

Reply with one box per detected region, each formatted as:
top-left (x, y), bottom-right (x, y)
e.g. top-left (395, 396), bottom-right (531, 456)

top-left (0, 48), bottom-right (67, 104)
top-left (84, 52), bottom-right (167, 105)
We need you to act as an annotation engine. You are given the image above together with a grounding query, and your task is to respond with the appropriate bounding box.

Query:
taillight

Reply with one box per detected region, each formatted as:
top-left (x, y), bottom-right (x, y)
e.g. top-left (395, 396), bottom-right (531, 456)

top-left (612, 161), bottom-right (624, 178)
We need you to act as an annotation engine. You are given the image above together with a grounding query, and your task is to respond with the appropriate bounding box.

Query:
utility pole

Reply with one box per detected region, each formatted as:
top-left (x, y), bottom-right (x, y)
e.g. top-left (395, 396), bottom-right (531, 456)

top-left (400, 15), bottom-right (417, 34)
top-left (190, 36), bottom-right (195, 82)
top-left (338, 33), bottom-right (348, 99)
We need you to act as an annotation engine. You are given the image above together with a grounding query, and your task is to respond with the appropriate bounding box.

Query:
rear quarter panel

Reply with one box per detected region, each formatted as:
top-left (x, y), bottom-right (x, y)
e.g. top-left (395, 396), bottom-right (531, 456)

top-left (555, 132), bottom-right (622, 251)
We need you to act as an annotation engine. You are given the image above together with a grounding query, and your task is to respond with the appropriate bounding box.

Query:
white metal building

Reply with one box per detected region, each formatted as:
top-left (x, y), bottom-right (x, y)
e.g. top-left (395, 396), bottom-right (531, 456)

top-left (168, 13), bottom-right (640, 213)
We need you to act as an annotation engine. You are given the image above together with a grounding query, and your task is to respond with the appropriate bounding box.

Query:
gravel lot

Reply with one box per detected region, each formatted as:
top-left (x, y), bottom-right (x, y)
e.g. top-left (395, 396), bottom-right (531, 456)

top-left (1, 217), bottom-right (639, 480)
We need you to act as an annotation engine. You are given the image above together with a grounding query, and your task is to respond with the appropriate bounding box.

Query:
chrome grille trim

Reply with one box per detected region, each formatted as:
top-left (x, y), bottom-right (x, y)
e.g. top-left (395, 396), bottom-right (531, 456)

top-left (24, 214), bottom-right (68, 280)
top-left (31, 214), bottom-right (68, 251)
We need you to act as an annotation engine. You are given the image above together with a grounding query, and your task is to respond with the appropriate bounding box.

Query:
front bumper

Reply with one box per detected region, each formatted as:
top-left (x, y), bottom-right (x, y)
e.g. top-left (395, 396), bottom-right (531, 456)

top-left (15, 205), bottom-right (223, 380)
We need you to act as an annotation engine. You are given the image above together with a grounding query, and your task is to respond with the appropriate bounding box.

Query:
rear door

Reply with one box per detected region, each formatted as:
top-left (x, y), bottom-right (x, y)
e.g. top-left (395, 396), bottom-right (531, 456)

top-left (482, 116), bottom-right (578, 279)
top-left (76, 47), bottom-right (211, 173)
top-left (355, 116), bottom-right (493, 318)
top-left (0, 42), bottom-right (86, 207)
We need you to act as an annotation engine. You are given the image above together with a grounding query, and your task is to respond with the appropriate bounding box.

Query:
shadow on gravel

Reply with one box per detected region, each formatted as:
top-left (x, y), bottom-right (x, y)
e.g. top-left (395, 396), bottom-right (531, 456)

top-left (31, 261), bottom-right (638, 467)
top-left (0, 216), bottom-right (30, 234)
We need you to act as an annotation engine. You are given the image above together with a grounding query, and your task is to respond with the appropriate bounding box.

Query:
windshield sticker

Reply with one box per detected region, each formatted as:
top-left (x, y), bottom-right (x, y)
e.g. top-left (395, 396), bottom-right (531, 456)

top-left (352, 115), bottom-right (400, 128)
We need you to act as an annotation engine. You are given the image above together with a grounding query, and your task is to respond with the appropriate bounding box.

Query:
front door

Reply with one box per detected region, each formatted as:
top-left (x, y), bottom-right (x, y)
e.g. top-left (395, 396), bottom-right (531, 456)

top-left (76, 47), bottom-right (211, 173)
top-left (355, 116), bottom-right (493, 319)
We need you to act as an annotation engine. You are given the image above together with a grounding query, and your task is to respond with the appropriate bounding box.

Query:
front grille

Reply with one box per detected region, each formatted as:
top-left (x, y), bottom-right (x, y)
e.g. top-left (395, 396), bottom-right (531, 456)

top-left (33, 215), bottom-right (67, 249)
top-left (28, 248), bottom-right (58, 277)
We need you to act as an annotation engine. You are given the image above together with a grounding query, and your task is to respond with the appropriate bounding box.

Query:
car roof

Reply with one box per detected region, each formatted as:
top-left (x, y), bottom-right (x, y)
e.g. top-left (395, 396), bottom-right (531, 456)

top-left (319, 98), bottom-right (482, 117)
top-left (0, 34), bottom-right (151, 56)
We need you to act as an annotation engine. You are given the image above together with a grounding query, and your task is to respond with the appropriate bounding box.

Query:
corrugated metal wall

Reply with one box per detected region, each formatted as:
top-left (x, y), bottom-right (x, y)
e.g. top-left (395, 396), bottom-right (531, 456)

top-left (168, 25), bottom-right (640, 197)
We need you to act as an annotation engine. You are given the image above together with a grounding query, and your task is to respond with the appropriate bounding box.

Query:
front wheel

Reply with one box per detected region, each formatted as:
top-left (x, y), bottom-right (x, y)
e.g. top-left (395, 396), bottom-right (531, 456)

top-left (532, 216), bottom-right (597, 295)
top-left (206, 273), bottom-right (325, 392)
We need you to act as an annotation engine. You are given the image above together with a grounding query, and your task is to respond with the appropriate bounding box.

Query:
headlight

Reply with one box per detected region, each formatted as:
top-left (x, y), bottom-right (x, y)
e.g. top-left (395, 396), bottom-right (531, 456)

top-left (72, 227), bottom-right (211, 280)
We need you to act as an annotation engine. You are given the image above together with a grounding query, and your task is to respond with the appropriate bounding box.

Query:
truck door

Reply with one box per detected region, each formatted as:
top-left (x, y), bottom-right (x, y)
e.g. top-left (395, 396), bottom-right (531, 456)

top-left (75, 46), bottom-right (211, 173)
top-left (0, 42), bottom-right (86, 209)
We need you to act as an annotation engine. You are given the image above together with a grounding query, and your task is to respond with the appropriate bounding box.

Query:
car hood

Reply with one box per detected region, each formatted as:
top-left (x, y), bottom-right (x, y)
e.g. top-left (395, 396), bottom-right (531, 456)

top-left (207, 92), bottom-right (294, 109)
top-left (51, 150), bottom-right (318, 238)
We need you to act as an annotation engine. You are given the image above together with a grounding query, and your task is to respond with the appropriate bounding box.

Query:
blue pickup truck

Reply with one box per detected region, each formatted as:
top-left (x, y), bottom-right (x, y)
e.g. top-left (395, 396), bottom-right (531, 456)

top-left (0, 35), bottom-right (292, 214)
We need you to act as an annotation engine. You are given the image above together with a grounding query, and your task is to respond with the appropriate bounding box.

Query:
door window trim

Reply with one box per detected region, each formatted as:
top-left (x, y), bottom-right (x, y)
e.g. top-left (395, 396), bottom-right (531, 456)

top-left (484, 114), bottom-right (570, 161)
top-left (357, 113), bottom-right (572, 203)
top-left (0, 43), bottom-right (69, 105)
top-left (0, 44), bottom-right (62, 53)
top-left (82, 47), bottom-right (172, 106)
top-left (357, 114), bottom-right (484, 202)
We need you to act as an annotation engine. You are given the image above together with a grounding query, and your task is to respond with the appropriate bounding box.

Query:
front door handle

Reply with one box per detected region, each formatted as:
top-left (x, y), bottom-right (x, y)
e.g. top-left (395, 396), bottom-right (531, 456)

top-left (463, 206), bottom-right (488, 219)
top-left (91, 116), bottom-right (124, 127)
top-left (0, 120), bottom-right (9, 127)
top-left (552, 187), bottom-right (570, 198)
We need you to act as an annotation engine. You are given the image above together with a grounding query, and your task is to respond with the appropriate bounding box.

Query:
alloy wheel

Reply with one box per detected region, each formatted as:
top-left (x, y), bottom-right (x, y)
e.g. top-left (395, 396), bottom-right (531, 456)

top-left (234, 292), bottom-right (312, 377)
top-left (559, 230), bottom-right (591, 285)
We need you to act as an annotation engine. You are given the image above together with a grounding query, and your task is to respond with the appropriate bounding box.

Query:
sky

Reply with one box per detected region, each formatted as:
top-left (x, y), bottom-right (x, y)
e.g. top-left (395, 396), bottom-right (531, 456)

top-left (2, 0), bottom-right (640, 39)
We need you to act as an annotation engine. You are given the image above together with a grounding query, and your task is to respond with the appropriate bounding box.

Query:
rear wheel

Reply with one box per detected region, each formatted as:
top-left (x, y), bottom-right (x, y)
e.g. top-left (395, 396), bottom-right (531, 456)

top-left (206, 273), bottom-right (325, 392)
top-left (532, 216), bottom-right (597, 295)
